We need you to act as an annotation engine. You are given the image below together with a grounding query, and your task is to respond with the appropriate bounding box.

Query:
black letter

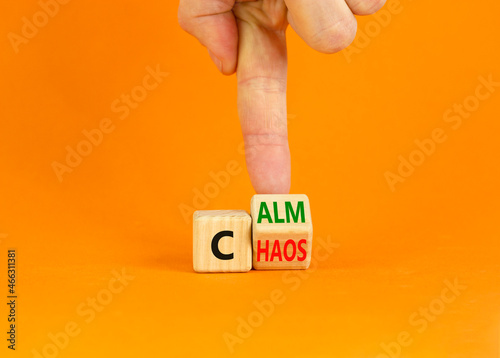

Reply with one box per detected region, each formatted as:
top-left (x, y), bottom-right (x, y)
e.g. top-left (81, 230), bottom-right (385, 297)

top-left (212, 231), bottom-right (234, 260)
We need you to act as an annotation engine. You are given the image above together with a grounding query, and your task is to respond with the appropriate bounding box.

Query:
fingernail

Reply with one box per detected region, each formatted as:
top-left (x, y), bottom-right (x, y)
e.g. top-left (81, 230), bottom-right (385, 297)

top-left (208, 50), bottom-right (222, 73)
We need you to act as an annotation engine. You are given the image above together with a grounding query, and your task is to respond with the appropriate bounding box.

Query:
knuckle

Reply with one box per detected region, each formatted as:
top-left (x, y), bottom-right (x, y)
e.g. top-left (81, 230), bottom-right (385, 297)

top-left (238, 76), bottom-right (287, 94)
top-left (310, 18), bottom-right (357, 54)
top-left (244, 133), bottom-right (289, 150)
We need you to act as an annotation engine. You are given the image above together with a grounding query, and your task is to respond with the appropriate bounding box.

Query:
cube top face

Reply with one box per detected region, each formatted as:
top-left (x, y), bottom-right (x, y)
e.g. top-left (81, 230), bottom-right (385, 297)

top-left (250, 195), bottom-right (313, 270)
top-left (194, 210), bottom-right (251, 220)
top-left (193, 210), bottom-right (252, 273)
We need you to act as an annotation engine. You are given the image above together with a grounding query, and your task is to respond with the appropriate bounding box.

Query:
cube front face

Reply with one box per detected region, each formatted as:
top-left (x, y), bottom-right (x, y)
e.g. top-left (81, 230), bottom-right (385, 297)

top-left (251, 194), bottom-right (313, 270)
top-left (193, 210), bottom-right (252, 273)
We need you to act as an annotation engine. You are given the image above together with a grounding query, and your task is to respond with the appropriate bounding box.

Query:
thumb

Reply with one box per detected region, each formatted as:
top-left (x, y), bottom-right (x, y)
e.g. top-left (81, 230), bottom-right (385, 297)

top-left (236, 12), bottom-right (290, 194)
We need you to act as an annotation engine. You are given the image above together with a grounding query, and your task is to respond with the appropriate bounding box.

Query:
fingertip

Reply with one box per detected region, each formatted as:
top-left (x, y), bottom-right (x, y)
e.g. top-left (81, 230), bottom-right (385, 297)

top-left (208, 50), bottom-right (237, 75)
top-left (246, 144), bottom-right (291, 194)
top-left (221, 62), bottom-right (237, 76)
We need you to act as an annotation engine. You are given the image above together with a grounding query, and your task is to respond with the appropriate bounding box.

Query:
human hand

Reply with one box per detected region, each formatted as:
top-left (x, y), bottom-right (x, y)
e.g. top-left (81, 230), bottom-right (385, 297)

top-left (178, 0), bottom-right (385, 193)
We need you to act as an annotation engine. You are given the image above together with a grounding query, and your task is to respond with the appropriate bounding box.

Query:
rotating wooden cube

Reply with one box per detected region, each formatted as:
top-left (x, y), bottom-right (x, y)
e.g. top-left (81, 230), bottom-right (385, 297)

top-left (250, 194), bottom-right (313, 270)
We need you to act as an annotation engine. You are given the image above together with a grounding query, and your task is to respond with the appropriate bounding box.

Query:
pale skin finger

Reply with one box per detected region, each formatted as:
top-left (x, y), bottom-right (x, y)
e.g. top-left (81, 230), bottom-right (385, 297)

top-left (234, 0), bottom-right (290, 194)
top-left (178, 0), bottom-right (239, 75)
top-left (178, 0), bottom-right (258, 75)
top-left (179, 0), bottom-right (291, 193)
top-left (284, 0), bottom-right (357, 53)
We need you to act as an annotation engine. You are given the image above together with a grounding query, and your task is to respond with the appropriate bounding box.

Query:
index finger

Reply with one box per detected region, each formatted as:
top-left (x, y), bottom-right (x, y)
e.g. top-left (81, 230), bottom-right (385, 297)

top-left (235, 2), bottom-right (291, 194)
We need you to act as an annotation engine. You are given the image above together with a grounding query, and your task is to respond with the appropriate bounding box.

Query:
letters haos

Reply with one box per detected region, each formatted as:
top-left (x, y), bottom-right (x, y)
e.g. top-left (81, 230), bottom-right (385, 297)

top-left (256, 239), bottom-right (307, 262)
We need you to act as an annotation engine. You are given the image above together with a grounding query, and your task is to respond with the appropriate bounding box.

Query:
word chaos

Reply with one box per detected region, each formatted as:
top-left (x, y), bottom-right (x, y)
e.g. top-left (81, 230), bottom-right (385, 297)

top-left (193, 194), bottom-right (313, 273)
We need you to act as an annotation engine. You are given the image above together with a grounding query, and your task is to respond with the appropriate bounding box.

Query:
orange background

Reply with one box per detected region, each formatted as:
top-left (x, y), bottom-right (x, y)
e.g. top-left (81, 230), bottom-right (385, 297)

top-left (1, 0), bottom-right (499, 357)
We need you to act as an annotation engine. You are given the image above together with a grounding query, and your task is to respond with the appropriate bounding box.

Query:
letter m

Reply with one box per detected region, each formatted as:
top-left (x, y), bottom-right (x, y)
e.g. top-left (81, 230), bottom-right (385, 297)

top-left (285, 201), bottom-right (305, 223)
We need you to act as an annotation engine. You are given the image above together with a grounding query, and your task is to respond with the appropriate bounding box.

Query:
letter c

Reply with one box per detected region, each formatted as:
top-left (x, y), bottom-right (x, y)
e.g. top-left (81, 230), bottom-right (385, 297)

top-left (211, 231), bottom-right (234, 260)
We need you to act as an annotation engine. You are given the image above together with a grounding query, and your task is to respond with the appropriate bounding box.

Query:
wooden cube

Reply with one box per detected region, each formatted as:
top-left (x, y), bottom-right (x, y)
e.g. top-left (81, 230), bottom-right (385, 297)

top-left (193, 210), bottom-right (252, 273)
top-left (250, 194), bottom-right (313, 270)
